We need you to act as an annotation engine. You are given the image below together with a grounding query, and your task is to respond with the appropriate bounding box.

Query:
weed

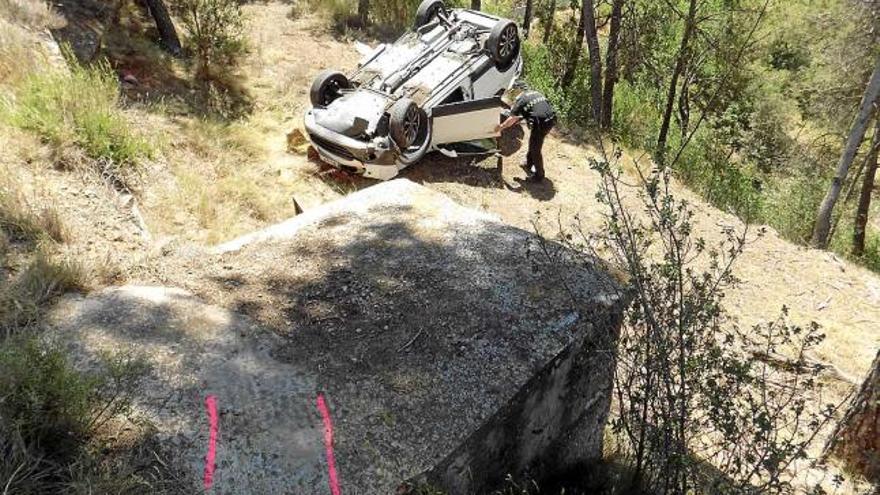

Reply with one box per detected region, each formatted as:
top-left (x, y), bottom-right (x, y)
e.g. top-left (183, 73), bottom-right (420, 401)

top-left (0, 183), bottom-right (45, 243)
top-left (0, 250), bottom-right (88, 332)
top-left (0, 169), bottom-right (70, 244)
top-left (2, 59), bottom-right (152, 186)
top-left (0, 336), bottom-right (163, 493)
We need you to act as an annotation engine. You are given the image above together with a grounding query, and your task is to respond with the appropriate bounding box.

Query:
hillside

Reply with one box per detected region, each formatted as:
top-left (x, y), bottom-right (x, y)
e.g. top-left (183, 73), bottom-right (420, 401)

top-left (0, 0), bottom-right (877, 493)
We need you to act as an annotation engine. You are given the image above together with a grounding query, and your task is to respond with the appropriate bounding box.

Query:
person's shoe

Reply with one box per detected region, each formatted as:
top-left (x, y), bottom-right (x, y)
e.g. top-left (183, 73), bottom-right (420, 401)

top-left (530, 174), bottom-right (545, 182)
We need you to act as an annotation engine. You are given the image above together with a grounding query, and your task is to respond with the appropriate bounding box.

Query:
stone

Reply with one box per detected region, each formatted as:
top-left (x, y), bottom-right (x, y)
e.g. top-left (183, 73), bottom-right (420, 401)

top-left (287, 127), bottom-right (311, 154)
top-left (48, 180), bottom-right (627, 494)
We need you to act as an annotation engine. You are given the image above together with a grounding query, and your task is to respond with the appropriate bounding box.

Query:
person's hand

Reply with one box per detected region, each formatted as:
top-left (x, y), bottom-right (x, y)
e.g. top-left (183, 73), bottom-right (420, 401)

top-left (495, 124), bottom-right (502, 132)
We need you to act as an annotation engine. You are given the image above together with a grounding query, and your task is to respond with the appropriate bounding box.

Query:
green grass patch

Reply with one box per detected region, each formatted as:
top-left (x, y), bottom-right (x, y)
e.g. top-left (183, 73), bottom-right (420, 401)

top-left (0, 335), bottom-right (167, 493)
top-left (2, 59), bottom-right (152, 177)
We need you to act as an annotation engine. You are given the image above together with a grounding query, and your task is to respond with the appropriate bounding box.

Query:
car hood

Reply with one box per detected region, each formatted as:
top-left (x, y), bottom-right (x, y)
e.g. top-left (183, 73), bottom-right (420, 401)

top-left (313, 90), bottom-right (389, 138)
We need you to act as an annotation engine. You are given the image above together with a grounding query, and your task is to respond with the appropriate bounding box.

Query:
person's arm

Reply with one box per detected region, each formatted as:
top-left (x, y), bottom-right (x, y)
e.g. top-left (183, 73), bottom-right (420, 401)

top-left (496, 115), bottom-right (522, 132)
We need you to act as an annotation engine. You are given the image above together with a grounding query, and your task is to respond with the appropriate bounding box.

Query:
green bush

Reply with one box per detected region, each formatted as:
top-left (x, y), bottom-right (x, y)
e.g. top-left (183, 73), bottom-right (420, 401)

top-left (2, 60), bottom-right (151, 172)
top-left (522, 38), bottom-right (599, 127)
top-left (0, 336), bottom-right (154, 493)
top-left (610, 80), bottom-right (662, 150)
top-left (860, 233), bottom-right (880, 272)
top-left (672, 128), bottom-right (764, 218)
top-left (177, 0), bottom-right (247, 80)
top-left (760, 171), bottom-right (825, 243)
top-left (0, 337), bottom-right (97, 460)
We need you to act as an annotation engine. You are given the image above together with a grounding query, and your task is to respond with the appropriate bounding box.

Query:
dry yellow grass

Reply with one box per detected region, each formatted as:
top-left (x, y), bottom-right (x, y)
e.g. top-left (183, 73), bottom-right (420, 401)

top-left (0, 0), bottom-right (62, 29)
top-left (0, 0), bottom-right (64, 85)
top-left (132, 5), bottom-right (364, 245)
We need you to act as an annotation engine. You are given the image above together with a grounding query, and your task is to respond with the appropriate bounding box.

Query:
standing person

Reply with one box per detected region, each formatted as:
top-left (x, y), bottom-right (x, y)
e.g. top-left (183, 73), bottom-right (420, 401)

top-left (497, 82), bottom-right (557, 181)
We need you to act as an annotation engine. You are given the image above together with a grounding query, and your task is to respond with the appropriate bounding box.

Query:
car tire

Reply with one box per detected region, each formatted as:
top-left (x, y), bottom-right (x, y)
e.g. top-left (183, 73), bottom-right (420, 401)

top-left (389, 99), bottom-right (431, 165)
top-left (389, 98), bottom-right (423, 149)
top-left (414, 0), bottom-right (446, 29)
top-left (310, 70), bottom-right (350, 107)
top-left (487, 20), bottom-right (520, 69)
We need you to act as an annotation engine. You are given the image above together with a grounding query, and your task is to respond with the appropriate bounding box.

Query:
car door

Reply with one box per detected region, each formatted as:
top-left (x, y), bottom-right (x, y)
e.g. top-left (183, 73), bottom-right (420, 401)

top-left (430, 96), bottom-right (506, 146)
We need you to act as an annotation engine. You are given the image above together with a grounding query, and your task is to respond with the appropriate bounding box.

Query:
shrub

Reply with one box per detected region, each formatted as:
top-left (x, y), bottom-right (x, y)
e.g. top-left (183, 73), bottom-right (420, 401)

top-left (761, 171), bottom-right (826, 243)
top-left (860, 233), bottom-right (880, 272)
top-left (672, 129), bottom-right (765, 219)
top-left (611, 80), bottom-right (662, 150)
top-left (0, 336), bottom-right (154, 493)
top-left (2, 60), bottom-right (151, 184)
top-left (177, 0), bottom-right (247, 80)
top-left (535, 152), bottom-right (838, 494)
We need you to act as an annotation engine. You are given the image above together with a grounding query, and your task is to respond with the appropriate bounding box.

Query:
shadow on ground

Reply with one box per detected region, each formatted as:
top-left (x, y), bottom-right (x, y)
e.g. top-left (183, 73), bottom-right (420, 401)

top-left (50, 0), bottom-right (253, 119)
top-left (149, 182), bottom-right (623, 492)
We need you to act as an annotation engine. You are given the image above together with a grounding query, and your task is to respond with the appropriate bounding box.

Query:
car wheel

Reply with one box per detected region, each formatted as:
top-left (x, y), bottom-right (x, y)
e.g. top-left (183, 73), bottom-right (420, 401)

top-left (414, 0), bottom-right (446, 29)
top-left (310, 70), bottom-right (350, 107)
top-left (389, 99), bottom-right (431, 165)
top-left (487, 20), bottom-right (520, 69)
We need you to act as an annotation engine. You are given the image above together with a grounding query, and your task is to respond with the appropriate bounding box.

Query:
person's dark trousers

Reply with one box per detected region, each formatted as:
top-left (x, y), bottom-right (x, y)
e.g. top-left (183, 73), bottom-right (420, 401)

top-left (527, 117), bottom-right (555, 180)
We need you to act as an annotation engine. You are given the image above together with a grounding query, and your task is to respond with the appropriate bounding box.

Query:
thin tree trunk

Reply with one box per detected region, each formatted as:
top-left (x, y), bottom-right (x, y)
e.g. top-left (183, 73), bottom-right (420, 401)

top-left (523, 0), bottom-right (534, 39)
top-left (600, 0), bottom-right (624, 129)
top-left (358, 0), bottom-right (369, 26)
top-left (584, 0), bottom-right (602, 125)
top-left (471, 0), bottom-right (481, 10)
top-left (823, 350), bottom-right (880, 484)
top-left (144, 0), bottom-right (181, 56)
top-left (853, 117), bottom-right (880, 256)
top-left (541, 0), bottom-right (555, 44)
top-left (656, 0), bottom-right (698, 164)
top-left (811, 57), bottom-right (880, 248)
top-left (561, 0), bottom-right (588, 89)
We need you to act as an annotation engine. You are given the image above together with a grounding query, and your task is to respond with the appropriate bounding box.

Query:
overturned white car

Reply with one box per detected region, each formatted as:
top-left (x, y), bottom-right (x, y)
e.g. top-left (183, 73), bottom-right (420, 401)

top-left (304, 0), bottom-right (522, 180)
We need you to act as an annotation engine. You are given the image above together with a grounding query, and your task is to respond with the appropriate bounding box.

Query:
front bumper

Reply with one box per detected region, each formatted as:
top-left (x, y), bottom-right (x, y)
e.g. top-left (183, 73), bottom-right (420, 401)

top-left (303, 111), bottom-right (401, 180)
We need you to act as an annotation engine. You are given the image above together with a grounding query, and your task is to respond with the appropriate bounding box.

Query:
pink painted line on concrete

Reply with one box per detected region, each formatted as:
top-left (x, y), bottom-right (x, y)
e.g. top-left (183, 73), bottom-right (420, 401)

top-left (317, 393), bottom-right (342, 495)
top-left (204, 395), bottom-right (219, 490)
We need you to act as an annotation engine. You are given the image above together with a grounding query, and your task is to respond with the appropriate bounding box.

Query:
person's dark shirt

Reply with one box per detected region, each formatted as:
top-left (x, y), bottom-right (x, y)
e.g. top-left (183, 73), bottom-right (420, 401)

top-left (510, 91), bottom-right (555, 123)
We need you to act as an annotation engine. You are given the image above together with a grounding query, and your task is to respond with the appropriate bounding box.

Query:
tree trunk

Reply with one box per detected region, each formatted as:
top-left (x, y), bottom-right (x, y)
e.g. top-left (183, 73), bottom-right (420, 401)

top-left (471, 0), bottom-right (481, 10)
top-left (541, 0), bottom-right (555, 44)
top-left (144, 0), bottom-right (181, 56)
top-left (853, 117), bottom-right (880, 256)
top-left (561, 0), bottom-right (588, 89)
top-left (600, 0), bottom-right (624, 129)
top-left (358, 0), bottom-right (369, 26)
top-left (584, 0), bottom-right (602, 126)
top-left (656, 0), bottom-right (698, 164)
top-left (812, 57), bottom-right (880, 249)
top-left (824, 350), bottom-right (880, 483)
top-left (523, 0), bottom-right (534, 39)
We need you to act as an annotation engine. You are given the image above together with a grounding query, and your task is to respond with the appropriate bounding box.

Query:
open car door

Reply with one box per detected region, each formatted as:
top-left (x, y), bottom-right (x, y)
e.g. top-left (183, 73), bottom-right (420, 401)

top-left (430, 97), bottom-right (506, 146)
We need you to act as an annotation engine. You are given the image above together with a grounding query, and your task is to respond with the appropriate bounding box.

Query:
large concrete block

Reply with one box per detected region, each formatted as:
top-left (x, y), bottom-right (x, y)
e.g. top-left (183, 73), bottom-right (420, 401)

top-left (49, 179), bottom-right (626, 494)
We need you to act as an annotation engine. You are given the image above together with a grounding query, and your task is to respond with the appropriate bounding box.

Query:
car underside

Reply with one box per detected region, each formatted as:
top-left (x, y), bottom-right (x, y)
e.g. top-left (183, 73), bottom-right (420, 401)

top-left (303, 0), bottom-right (522, 180)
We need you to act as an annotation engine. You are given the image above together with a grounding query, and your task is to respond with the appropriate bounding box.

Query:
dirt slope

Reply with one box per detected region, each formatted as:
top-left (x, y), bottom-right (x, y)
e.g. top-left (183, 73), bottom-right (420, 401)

top-left (236, 5), bottom-right (878, 390)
